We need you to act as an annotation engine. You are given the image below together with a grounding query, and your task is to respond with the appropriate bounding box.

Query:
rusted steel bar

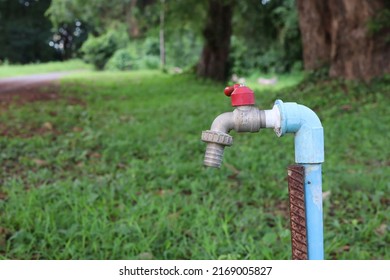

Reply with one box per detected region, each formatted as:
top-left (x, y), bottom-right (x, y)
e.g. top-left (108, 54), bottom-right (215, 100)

top-left (288, 165), bottom-right (308, 260)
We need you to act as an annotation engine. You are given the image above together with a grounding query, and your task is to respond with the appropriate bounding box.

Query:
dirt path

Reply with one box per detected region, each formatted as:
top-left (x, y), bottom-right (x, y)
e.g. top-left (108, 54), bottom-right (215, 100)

top-left (0, 72), bottom-right (72, 94)
top-left (0, 72), bottom-right (78, 106)
top-left (0, 72), bottom-right (85, 138)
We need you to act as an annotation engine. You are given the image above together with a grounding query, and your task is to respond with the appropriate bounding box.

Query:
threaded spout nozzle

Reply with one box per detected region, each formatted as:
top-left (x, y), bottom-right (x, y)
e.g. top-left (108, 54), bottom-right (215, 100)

top-left (204, 143), bottom-right (225, 168)
top-left (201, 130), bottom-right (233, 168)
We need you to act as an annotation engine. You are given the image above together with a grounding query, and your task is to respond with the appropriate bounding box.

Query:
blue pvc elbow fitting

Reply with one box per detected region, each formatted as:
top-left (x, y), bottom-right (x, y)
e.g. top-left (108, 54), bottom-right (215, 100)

top-left (275, 100), bottom-right (324, 164)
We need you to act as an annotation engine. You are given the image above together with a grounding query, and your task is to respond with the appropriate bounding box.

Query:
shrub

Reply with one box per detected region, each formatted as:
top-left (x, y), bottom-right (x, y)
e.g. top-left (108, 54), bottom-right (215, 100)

top-left (141, 55), bottom-right (160, 70)
top-left (105, 48), bottom-right (134, 71)
top-left (105, 45), bottom-right (160, 71)
top-left (81, 30), bottom-right (128, 70)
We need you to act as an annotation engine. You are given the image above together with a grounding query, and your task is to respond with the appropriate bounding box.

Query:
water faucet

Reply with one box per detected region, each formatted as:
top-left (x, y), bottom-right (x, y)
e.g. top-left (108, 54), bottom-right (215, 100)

top-left (201, 84), bottom-right (325, 260)
top-left (201, 84), bottom-right (280, 168)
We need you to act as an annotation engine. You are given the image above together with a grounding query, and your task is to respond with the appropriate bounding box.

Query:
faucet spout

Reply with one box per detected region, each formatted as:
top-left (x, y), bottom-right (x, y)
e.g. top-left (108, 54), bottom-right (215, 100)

top-left (210, 112), bottom-right (235, 133)
top-left (201, 106), bottom-right (266, 168)
top-left (203, 142), bottom-right (230, 168)
top-left (201, 112), bottom-right (234, 168)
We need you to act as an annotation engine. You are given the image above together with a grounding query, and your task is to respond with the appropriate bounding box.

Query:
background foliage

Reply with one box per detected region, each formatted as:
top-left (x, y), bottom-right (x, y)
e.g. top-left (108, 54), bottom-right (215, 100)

top-left (0, 0), bottom-right (389, 261)
top-left (1, 0), bottom-right (302, 75)
top-left (0, 0), bottom-right (58, 63)
top-left (80, 29), bottom-right (129, 70)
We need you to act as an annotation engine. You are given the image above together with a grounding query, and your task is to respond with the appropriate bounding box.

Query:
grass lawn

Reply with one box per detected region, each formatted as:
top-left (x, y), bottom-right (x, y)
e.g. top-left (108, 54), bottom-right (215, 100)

top-left (0, 69), bottom-right (389, 259)
top-left (0, 59), bottom-right (91, 78)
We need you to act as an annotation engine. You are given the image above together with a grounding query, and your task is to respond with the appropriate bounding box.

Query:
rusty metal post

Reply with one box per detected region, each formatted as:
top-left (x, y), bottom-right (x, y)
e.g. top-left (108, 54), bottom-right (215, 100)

top-left (288, 165), bottom-right (308, 260)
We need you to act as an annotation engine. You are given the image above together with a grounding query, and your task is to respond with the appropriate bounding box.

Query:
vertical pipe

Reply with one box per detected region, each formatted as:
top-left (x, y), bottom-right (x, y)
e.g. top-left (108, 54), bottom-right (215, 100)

top-left (303, 164), bottom-right (324, 260)
top-left (275, 100), bottom-right (324, 259)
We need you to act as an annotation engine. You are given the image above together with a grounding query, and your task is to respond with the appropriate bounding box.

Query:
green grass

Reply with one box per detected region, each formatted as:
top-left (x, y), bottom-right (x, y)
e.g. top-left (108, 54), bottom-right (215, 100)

top-left (0, 70), bottom-right (389, 259)
top-left (0, 59), bottom-right (92, 78)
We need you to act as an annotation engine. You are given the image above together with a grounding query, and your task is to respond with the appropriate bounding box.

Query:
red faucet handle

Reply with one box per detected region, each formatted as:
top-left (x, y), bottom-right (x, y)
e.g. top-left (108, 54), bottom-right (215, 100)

top-left (224, 84), bottom-right (255, 106)
top-left (224, 84), bottom-right (241, 96)
top-left (224, 86), bottom-right (235, 96)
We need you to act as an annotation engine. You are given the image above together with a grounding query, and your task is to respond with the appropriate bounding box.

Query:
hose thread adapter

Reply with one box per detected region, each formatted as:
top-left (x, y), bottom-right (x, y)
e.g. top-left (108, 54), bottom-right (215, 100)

top-left (201, 130), bottom-right (233, 168)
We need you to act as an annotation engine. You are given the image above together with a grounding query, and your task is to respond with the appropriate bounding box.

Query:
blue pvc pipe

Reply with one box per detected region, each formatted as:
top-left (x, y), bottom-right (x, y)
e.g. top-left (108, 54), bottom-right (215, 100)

top-left (275, 100), bottom-right (325, 260)
top-left (303, 164), bottom-right (324, 259)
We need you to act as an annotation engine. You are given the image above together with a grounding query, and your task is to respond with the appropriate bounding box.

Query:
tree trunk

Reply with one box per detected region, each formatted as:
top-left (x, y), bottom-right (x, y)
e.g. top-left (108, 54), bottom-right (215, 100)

top-left (296, 0), bottom-right (390, 81)
top-left (125, 0), bottom-right (140, 38)
top-left (160, 0), bottom-right (166, 69)
top-left (197, 0), bottom-right (233, 82)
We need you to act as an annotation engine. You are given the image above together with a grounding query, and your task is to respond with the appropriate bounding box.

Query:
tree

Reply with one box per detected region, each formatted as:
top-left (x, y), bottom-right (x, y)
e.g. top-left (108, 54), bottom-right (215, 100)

top-left (196, 0), bottom-right (234, 81)
top-left (45, 0), bottom-right (303, 80)
top-left (296, 0), bottom-right (390, 81)
top-left (231, 0), bottom-right (302, 75)
top-left (0, 0), bottom-right (58, 63)
top-left (46, 0), bottom-right (156, 60)
top-left (47, 0), bottom-right (151, 38)
top-left (178, 0), bottom-right (302, 80)
top-left (159, 0), bottom-right (166, 68)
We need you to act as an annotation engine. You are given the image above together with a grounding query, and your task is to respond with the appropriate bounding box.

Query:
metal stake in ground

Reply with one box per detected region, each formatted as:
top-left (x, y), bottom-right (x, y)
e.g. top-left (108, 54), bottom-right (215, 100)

top-left (288, 165), bottom-right (307, 260)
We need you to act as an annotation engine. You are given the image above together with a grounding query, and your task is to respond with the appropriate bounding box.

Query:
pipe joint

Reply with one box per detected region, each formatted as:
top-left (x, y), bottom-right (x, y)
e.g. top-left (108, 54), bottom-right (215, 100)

top-left (275, 100), bottom-right (324, 164)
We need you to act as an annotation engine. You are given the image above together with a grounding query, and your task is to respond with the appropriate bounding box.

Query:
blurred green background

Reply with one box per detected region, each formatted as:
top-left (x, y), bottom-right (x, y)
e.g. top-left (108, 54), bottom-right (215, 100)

top-left (0, 0), bottom-right (389, 259)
